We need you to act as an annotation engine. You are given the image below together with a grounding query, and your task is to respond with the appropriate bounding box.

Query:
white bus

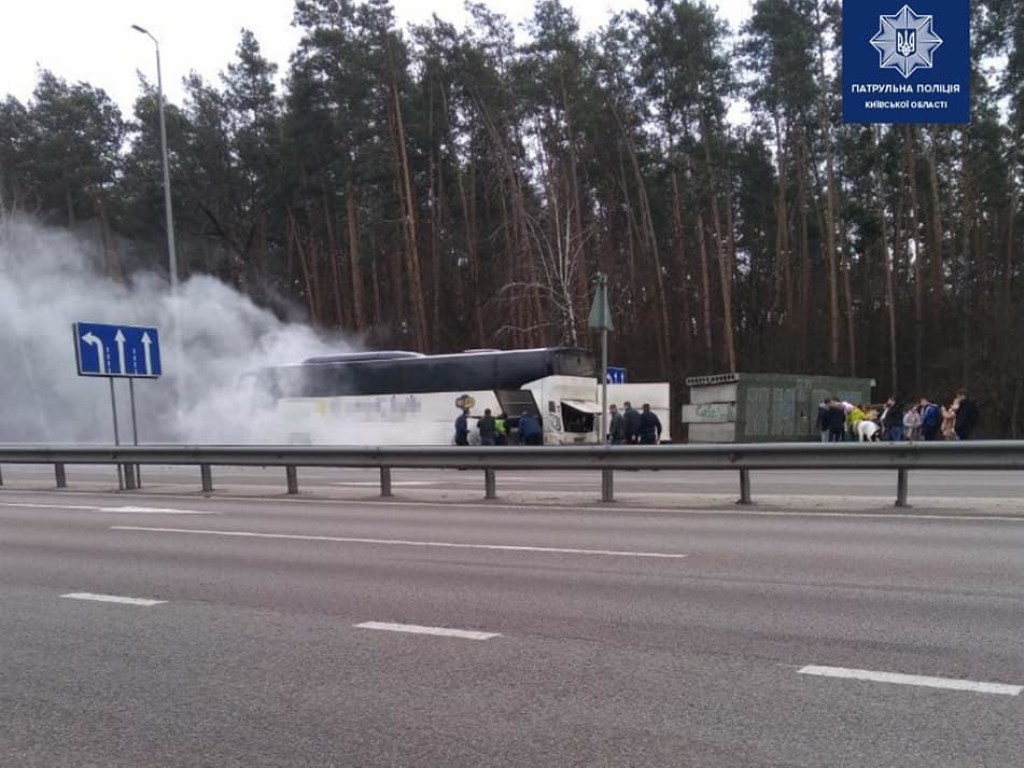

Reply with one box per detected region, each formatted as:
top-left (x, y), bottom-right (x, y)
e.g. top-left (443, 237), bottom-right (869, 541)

top-left (249, 347), bottom-right (608, 446)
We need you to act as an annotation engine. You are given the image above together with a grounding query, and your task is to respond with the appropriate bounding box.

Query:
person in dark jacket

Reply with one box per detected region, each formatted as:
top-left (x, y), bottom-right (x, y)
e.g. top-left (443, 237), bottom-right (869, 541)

top-left (954, 389), bottom-right (980, 439)
top-left (816, 399), bottom-right (830, 442)
top-left (825, 398), bottom-right (847, 442)
top-left (477, 408), bottom-right (496, 446)
top-left (623, 401), bottom-right (642, 445)
top-left (919, 397), bottom-right (942, 441)
top-left (637, 403), bottom-right (662, 444)
top-left (608, 404), bottom-right (627, 444)
top-left (881, 395), bottom-right (905, 441)
top-left (454, 408), bottom-right (470, 446)
top-left (518, 411), bottom-right (543, 446)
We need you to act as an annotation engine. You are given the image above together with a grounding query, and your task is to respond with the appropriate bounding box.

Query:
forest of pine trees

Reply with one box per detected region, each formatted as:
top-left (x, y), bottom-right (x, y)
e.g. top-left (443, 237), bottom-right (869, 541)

top-left (1, 0), bottom-right (1022, 434)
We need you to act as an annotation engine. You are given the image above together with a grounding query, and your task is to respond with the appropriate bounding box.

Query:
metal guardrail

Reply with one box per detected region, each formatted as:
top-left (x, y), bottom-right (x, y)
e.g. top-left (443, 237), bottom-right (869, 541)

top-left (1, 441), bottom-right (1022, 507)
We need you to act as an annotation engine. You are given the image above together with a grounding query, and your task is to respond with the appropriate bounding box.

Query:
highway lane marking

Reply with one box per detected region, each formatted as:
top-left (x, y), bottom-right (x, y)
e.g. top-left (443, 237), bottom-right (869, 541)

top-left (7, 491), bottom-right (1024, 521)
top-left (798, 665), bottom-right (1022, 697)
top-left (60, 592), bottom-right (167, 607)
top-left (0, 501), bottom-right (214, 515)
top-left (109, 526), bottom-right (690, 559)
top-left (355, 621), bottom-right (500, 640)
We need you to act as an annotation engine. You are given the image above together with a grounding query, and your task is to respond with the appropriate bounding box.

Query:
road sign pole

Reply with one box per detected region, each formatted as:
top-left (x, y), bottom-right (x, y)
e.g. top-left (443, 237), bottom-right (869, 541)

top-left (109, 378), bottom-right (124, 491)
top-left (588, 272), bottom-right (614, 445)
top-left (601, 326), bottom-right (608, 443)
top-left (129, 378), bottom-right (141, 489)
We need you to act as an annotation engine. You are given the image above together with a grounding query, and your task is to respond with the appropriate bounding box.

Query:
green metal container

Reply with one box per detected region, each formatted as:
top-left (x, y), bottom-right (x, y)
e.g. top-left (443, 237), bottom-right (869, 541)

top-left (683, 373), bottom-right (876, 443)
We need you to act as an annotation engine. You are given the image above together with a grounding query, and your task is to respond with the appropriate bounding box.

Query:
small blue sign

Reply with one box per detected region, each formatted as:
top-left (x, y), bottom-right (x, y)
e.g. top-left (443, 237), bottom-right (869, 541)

top-left (842, 1), bottom-right (970, 124)
top-left (73, 322), bottom-right (162, 378)
top-left (606, 367), bottom-right (627, 384)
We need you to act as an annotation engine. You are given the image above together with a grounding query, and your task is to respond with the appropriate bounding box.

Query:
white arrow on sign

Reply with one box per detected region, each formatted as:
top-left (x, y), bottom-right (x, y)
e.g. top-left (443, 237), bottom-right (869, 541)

top-left (141, 332), bottom-right (154, 375)
top-left (81, 332), bottom-right (106, 374)
top-left (114, 330), bottom-right (127, 374)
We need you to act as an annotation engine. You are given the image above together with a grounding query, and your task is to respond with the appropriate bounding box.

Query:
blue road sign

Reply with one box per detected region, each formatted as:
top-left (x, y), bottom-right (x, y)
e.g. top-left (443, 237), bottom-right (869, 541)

top-left (606, 366), bottom-right (627, 384)
top-left (73, 322), bottom-right (162, 378)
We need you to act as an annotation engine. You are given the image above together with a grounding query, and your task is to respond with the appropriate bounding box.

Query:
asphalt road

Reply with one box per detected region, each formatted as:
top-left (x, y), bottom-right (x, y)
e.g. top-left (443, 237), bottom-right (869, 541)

top-left (2, 484), bottom-right (1023, 767)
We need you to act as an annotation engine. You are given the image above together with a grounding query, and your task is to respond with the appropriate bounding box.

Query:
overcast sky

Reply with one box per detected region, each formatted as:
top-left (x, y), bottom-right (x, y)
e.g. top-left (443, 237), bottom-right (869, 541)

top-left (0, 0), bottom-right (753, 116)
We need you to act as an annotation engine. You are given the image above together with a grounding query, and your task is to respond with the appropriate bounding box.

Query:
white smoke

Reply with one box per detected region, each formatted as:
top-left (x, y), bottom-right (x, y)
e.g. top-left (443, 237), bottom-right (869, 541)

top-left (0, 215), bottom-right (347, 444)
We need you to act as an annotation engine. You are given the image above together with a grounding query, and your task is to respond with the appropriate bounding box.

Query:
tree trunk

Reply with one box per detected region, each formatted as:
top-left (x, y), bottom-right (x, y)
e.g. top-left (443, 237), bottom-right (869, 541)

top-left (389, 76), bottom-right (428, 351)
top-left (875, 127), bottom-right (898, 394)
top-left (699, 113), bottom-right (736, 373)
top-left (926, 128), bottom-right (945, 326)
top-left (346, 183), bottom-right (365, 332)
top-left (905, 126), bottom-right (924, 394)
top-left (773, 114), bottom-right (792, 320)
top-left (815, 0), bottom-right (841, 369)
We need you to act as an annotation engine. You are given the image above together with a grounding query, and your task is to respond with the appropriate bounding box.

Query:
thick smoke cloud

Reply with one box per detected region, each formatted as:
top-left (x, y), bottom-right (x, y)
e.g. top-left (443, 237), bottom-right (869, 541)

top-left (0, 215), bottom-right (345, 444)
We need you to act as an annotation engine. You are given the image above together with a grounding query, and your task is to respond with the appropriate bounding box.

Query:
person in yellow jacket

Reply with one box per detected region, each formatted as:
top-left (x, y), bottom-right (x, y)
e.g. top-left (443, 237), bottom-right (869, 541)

top-left (847, 404), bottom-right (867, 439)
top-left (494, 413), bottom-right (508, 446)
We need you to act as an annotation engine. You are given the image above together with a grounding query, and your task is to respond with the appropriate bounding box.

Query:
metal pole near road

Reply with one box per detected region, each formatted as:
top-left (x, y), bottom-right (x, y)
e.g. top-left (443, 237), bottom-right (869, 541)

top-left (129, 378), bottom-right (141, 489)
top-left (108, 378), bottom-right (124, 490)
top-left (132, 24), bottom-right (183, 426)
top-left (588, 272), bottom-right (614, 443)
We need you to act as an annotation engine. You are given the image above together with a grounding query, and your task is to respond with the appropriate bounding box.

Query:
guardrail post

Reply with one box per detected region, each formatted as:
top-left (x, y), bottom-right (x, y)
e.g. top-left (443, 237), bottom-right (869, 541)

top-left (896, 468), bottom-right (909, 508)
top-left (601, 469), bottom-right (614, 503)
top-left (123, 464), bottom-right (138, 491)
top-left (286, 466), bottom-right (299, 495)
top-left (54, 463), bottom-right (67, 489)
top-left (200, 464), bottom-right (213, 493)
top-left (738, 469), bottom-right (752, 505)
top-left (484, 469), bottom-right (497, 500)
top-left (380, 467), bottom-right (393, 497)
top-left (0, 464), bottom-right (4, 486)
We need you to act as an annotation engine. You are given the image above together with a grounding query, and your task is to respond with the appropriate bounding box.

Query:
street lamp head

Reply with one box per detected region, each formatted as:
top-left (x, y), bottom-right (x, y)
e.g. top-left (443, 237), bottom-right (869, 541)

top-left (131, 24), bottom-right (158, 45)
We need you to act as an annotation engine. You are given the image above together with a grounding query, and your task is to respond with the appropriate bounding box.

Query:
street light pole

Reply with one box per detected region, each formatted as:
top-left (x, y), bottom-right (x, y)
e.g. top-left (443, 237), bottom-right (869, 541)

top-left (131, 25), bottom-right (178, 293)
top-left (133, 24), bottom-right (184, 430)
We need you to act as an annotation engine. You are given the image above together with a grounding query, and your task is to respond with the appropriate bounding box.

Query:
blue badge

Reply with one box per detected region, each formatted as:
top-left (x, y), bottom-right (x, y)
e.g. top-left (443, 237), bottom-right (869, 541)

top-left (843, 1), bottom-right (970, 124)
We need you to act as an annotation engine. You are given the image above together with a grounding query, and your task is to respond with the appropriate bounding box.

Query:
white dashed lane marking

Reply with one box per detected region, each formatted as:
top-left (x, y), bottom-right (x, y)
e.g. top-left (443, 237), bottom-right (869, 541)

top-left (798, 665), bottom-right (1022, 697)
top-left (355, 622), bottom-right (500, 640)
top-left (110, 526), bottom-right (690, 559)
top-left (60, 592), bottom-right (167, 607)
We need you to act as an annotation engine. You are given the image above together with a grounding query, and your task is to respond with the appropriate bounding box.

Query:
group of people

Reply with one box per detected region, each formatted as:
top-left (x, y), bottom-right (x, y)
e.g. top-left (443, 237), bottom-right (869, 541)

top-left (816, 389), bottom-right (981, 442)
top-left (453, 408), bottom-right (542, 447)
top-left (607, 401), bottom-right (663, 445)
top-left (452, 400), bottom-right (663, 446)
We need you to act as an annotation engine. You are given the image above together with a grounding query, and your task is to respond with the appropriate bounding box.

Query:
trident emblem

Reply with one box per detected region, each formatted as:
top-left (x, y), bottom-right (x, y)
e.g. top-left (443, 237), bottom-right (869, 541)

top-left (896, 29), bottom-right (916, 56)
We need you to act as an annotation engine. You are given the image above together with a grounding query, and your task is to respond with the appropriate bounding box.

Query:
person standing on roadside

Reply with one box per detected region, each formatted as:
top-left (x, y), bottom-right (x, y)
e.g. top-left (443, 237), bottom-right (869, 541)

top-left (623, 401), bottom-right (641, 445)
top-left (638, 403), bottom-right (662, 445)
top-left (954, 389), bottom-right (980, 439)
top-left (454, 408), bottom-right (470, 446)
top-left (478, 408), bottom-right (497, 446)
top-left (608, 404), bottom-right (626, 444)
top-left (826, 398), bottom-right (847, 442)
top-left (881, 395), bottom-right (905, 442)
top-left (919, 397), bottom-right (942, 441)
